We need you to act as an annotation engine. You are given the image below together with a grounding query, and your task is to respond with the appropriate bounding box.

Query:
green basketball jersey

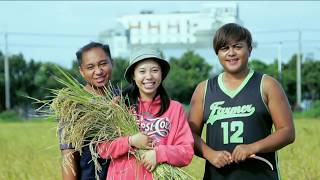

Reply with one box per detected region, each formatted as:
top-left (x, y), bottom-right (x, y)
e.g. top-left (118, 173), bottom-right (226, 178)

top-left (203, 70), bottom-right (280, 180)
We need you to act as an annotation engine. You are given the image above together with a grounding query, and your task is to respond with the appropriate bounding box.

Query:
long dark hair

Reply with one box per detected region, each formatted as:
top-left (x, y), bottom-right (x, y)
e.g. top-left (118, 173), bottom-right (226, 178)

top-left (122, 82), bottom-right (170, 117)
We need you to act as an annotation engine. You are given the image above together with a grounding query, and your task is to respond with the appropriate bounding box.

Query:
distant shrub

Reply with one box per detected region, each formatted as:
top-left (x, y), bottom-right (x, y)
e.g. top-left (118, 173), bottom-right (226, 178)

top-left (0, 110), bottom-right (22, 122)
top-left (295, 100), bottom-right (320, 119)
top-left (0, 110), bottom-right (49, 122)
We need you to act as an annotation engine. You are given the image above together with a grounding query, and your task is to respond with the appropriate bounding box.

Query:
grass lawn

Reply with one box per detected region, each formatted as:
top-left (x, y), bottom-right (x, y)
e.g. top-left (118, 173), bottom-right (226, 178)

top-left (0, 118), bottom-right (319, 180)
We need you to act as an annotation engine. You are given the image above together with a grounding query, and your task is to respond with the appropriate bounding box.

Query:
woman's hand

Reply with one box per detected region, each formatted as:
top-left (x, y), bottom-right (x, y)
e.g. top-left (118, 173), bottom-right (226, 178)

top-left (141, 150), bottom-right (157, 172)
top-left (129, 132), bottom-right (153, 149)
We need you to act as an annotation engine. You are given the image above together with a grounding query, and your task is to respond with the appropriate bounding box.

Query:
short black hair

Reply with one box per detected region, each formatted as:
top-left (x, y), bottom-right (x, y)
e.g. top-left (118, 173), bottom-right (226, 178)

top-left (213, 23), bottom-right (252, 54)
top-left (76, 42), bottom-right (112, 66)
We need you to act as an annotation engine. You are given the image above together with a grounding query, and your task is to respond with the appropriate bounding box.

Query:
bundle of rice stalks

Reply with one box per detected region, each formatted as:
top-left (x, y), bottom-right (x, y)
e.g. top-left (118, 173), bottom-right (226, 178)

top-left (47, 67), bottom-right (194, 180)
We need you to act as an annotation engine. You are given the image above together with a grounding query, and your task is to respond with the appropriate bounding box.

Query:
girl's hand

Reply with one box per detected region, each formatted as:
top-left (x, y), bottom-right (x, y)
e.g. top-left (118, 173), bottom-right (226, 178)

top-left (141, 150), bottom-right (157, 172)
top-left (207, 149), bottom-right (232, 168)
top-left (129, 132), bottom-right (153, 149)
top-left (231, 144), bottom-right (257, 163)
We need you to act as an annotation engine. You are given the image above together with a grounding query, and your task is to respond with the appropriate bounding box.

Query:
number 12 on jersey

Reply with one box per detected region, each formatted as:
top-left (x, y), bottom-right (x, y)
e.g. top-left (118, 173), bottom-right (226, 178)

top-left (221, 121), bottom-right (244, 144)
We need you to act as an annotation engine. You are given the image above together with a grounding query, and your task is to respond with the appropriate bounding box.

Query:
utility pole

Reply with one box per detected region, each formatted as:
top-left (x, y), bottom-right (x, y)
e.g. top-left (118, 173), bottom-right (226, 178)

top-left (4, 32), bottom-right (10, 109)
top-left (296, 30), bottom-right (302, 110)
top-left (277, 41), bottom-right (282, 84)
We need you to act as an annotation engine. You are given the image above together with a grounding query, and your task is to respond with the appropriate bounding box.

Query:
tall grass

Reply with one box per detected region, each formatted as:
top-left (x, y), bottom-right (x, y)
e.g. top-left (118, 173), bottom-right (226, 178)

top-left (0, 118), bottom-right (319, 180)
top-left (0, 120), bottom-right (60, 180)
top-left (278, 118), bottom-right (320, 180)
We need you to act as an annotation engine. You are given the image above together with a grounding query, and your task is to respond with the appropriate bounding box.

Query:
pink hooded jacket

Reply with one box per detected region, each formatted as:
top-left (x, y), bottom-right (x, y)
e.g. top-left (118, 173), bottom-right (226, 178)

top-left (98, 96), bottom-right (194, 180)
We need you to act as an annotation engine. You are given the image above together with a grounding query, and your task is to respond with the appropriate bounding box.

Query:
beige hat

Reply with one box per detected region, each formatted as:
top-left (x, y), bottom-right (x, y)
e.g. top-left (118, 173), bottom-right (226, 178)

top-left (124, 49), bottom-right (170, 83)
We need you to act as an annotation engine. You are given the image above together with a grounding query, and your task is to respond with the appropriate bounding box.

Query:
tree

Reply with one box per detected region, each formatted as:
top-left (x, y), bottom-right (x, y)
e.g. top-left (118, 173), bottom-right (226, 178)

top-left (111, 57), bottom-right (129, 88)
top-left (165, 51), bottom-right (212, 103)
top-left (5, 53), bottom-right (29, 110)
top-left (249, 59), bottom-right (268, 72)
top-left (2, 49), bottom-right (318, 114)
top-left (302, 59), bottom-right (320, 101)
top-left (0, 51), bottom-right (5, 111)
top-left (281, 54), bottom-right (299, 107)
top-left (33, 62), bottom-right (66, 100)
top-left (69, 60), bottom-right (85, 85)
top-left (0, 53), bottom-right (57, 112)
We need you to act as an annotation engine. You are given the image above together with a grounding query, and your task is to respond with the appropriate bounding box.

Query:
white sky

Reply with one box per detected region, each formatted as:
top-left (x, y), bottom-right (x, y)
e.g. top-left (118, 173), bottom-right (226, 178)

top-left (0, 1), bottom-right (320, 70)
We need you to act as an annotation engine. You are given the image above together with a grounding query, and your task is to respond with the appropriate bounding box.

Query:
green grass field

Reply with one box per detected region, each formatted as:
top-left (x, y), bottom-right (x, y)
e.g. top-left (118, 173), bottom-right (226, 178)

top-left (0, 118), bottom-right (319, 180)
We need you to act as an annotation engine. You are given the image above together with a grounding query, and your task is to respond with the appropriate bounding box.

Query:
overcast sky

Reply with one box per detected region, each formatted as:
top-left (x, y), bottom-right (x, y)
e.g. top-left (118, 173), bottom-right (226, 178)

top-left (1, 1), bottom-right (320, 70)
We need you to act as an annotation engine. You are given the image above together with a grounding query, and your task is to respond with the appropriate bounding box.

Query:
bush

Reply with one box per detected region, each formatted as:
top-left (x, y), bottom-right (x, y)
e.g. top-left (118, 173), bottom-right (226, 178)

top-left (0, 110), bottom-right (49, 122)
top-left (0, 110), bottom-right (22, 122)
top-left (294, 100), bottom-right (320, 119)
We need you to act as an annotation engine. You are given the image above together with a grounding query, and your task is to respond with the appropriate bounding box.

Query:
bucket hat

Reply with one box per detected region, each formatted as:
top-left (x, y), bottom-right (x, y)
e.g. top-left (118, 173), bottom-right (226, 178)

top-left (124, 49), bottom-right (170, 83)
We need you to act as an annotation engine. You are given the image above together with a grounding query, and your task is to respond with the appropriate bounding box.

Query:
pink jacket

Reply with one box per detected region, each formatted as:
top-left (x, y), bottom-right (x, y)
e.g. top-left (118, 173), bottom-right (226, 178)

top-left (98, 97), bottom-right (194, 180)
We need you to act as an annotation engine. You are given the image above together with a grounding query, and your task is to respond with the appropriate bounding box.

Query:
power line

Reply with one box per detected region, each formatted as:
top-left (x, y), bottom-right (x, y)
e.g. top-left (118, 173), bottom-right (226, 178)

top-left (253, 28), bottom-right (320, 34)
top-left (3, 31), bottom-right (97, 38)
top-left (302, 29), bottom-right (320, 32)
top-left (257, 40), bottom-right (297, 44)
top-left (0, 43), bottom-right (79, 49)
top-left (253, 29), bottom-right (299, 33)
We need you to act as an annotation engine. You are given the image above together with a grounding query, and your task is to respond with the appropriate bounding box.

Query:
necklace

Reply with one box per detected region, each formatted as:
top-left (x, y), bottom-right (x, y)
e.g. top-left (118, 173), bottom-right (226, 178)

top-left (139, 98), bottom-right (154, 118)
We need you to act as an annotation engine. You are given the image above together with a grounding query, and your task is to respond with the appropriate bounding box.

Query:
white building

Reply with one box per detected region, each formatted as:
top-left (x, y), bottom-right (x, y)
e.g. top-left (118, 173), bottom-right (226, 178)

top-left (100, 3), bottom-right (241, 57)
top-left (99, 24), bottom-right (130, 58)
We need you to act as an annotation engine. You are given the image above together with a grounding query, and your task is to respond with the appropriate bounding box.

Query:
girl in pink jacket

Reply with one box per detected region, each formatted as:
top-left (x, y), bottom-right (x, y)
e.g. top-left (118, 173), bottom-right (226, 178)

top-left (98, 49), bottom-right (194, 180)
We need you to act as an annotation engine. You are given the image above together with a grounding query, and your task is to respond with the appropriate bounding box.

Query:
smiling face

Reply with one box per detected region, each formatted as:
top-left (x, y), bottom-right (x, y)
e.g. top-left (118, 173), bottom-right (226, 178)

top-left (79, 47), bottom-right (112, 88)
top-left (217, 40), bottom-right (251, 74)
top-left (133, 59), bottom-right (162, 100)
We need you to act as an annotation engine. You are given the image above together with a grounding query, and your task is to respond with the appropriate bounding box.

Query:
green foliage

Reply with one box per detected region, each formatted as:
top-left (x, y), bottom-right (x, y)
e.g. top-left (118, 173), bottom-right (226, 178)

top-left (280, 54), bottom-right (320, 107)
top-left (0, 110), bottom-right (22, 122)
top-left (301, 60), bottom-right (320, 100)
top-left (295, 100), bottom-right (320, 118)
top-left (0, 52), bottom-right (75, 112)
top-left (1, 50), bottom-right (320, 112)
top-left (254, 57), bottom-right (298, 106)
top-left (282, 55), bottom-right (299, 106)
top-left (110, 57), bottom-right (129, 88)
top-left (166, 51), bottom-right (212, 103)
top-left (249, 59), bottom-right (268, 72)
top-left (70, 60), bottom-right (85, 85)
top-left (33, 63), bottom-right (65, 99)
top-left (250, 54), bottom-right (320, 109)
top-left (0, 52), bottom-right (5, 111)
top-left (249, 58), bottom-right (278, 77)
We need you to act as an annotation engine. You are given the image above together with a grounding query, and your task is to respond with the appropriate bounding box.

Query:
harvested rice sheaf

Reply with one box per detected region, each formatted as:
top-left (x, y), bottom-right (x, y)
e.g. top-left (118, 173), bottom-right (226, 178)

top-left (49, 68), bottom-right (194, 180)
